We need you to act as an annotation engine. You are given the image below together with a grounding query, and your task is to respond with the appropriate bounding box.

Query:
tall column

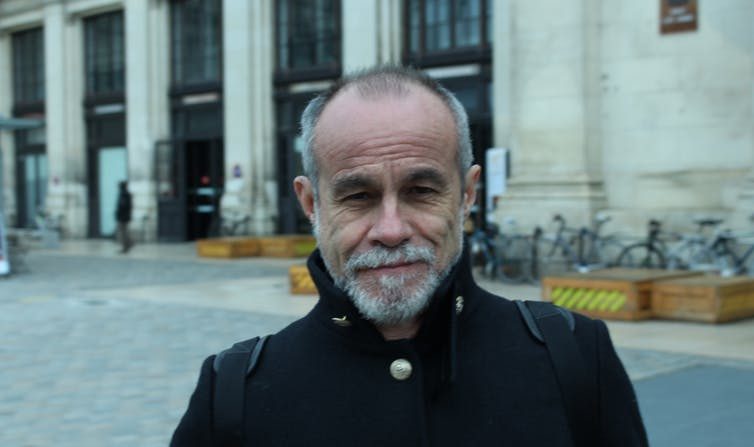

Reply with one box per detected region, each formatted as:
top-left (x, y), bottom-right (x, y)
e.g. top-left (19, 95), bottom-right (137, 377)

top-left (222, 0), bottom-right (276, 234)
top-left (0, 32), bottom-right (15, 221)
top-left (249, 0), bottom-right (276, 234)
top-left (492, 0), bottom-right (606, 229)
top-left (342, 0), bottom-right (378, 72)
top-left (729, 6), bottom-right (754, 229)
top-left (44, 4), bottom-right (87, 238)
top-left (492, 0), bottom-right (512, 155)
top-left (126, 0), bottom-right (169, 241)
top-left (377, 0), bottom-right (402, 64)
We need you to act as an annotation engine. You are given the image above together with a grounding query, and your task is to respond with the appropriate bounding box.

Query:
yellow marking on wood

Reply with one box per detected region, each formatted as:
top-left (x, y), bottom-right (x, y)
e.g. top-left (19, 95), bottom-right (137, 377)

top-left (598, 291), bottom-right (620, 311)
top-left (551, 287), bottom-right (564, 301)
top-left (553, 287), bottom-right (573, 306)
top-left (563, 289), bottom-right (585, 308)
top-left (608, 293), bottom-right (627, 312)
top-left (574, 289), bottom-right (597, 309)
top-left (587, 290), bottom-right (610, 311)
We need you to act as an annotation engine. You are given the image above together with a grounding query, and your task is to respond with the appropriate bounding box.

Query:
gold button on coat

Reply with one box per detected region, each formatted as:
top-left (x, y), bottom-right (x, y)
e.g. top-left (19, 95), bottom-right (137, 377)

top-left (331, 315), bottom-right (351, 327)
top-left (455, 296), bottom-right (464, 314)
top-left (390, 358), bottom-right (413, 380)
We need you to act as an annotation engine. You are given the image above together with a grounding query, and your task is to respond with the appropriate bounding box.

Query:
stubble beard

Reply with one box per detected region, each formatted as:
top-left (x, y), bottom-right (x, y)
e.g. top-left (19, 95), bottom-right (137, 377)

top-left (313, 208), bottom-right (465, 326)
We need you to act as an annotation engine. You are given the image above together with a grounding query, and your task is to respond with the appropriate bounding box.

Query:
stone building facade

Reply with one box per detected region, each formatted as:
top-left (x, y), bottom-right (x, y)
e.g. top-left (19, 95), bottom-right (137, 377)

top-left (0, 0), bottom-right (752, 241)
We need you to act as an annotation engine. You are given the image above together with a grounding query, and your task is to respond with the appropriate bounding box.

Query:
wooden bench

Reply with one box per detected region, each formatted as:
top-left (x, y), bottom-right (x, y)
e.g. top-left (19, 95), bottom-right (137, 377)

top-left (196, 237), bottom-right (260, 258)
top-left (259, 235), bottom-right (316, 258)
top-left (652, 275), bottom-right (754, 323)
top-left (542, 268), bottom-right (701, 321)
top-left (289, 264), bottom-right (317, 294)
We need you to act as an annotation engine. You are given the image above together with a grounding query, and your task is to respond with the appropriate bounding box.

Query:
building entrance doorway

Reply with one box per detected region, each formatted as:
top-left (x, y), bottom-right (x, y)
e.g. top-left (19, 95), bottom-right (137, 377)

top-left (155, 137), bottom-right (224, 241)
top-left (86, 111), bottom-right (126, 238)
top-left (17, 152), bottom-right (47, 228)
top-left (185, 138), bottom-right (223, 240)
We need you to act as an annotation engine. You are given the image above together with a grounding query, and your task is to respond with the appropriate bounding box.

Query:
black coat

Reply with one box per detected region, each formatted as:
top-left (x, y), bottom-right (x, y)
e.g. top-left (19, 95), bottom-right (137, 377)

top-left (116, 189), bottom-right (132, 223)
top-left (171, 249), bottom-right (647, 446)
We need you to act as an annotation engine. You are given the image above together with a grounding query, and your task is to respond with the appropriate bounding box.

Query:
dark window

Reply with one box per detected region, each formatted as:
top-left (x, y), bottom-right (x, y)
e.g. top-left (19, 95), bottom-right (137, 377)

top-left (405, 0), bottom-right (491, 65)
top-left (171, 0), bottom-right (222, 86)
top-left (276, 0), bottom-right (340, 76)
top-left (275, 92), bottom-right (316, 234)
top-left (84, 11), bottom-right (125, 96)
top-left (12, 27), bottom-right (45, 105)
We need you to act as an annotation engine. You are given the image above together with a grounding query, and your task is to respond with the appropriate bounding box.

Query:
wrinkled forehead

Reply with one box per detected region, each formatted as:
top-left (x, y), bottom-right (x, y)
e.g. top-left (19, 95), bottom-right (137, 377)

top-left (313, 85), bottom-right (457, 163)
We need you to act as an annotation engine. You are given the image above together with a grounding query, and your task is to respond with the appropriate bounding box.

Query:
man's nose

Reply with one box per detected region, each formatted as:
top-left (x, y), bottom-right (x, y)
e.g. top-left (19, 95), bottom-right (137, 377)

top-left (368, 197), bottom-right (411, 248)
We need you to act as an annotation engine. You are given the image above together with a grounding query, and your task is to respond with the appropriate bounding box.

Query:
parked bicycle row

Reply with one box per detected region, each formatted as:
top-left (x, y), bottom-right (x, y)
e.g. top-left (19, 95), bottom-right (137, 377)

top-left (468, 213), bottom-right (754, 285)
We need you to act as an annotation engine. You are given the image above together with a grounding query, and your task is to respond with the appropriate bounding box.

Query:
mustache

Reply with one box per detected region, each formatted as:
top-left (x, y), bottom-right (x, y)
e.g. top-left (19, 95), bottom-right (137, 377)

top-left (344, 244), bottom-right (436, 273)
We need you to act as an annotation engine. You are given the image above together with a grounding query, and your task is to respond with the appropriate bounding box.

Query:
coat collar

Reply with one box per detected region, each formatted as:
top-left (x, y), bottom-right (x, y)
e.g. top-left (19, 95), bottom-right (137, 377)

top-left (305, 243), bottom-right (480, 386)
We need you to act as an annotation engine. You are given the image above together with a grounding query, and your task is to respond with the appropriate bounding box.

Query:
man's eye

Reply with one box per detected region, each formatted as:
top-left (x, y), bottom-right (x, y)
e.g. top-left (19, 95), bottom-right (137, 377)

top-left (409, 186), bottom-right (436, 195)
top-left (343, 192), bottom-right (370, 202)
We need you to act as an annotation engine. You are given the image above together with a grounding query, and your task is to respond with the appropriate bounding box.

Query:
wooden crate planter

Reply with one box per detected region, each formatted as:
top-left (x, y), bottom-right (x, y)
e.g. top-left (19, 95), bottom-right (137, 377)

top-left (289, 265), bottom-right (317, 294)
top-left (652, 275), bottom-right (754, 323)
top-left (259, 235), bottom-right (317, 258)
top-left (196, 237), bottom-right (260, 258)
top-left (542, 268), bottom-right (701, 321)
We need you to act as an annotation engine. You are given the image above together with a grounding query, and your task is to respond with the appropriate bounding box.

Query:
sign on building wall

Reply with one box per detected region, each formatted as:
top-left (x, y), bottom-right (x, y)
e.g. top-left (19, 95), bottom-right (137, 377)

top-left (660, 0), bottom-right (698, 34)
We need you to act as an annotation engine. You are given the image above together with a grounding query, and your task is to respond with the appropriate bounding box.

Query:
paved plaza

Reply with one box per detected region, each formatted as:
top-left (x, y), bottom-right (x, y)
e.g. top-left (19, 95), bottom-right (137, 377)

top-left (1, 240), bottom-right (754, 446)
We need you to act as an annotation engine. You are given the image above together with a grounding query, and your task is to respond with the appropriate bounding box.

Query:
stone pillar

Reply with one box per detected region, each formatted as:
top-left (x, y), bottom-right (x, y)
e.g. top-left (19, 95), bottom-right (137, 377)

top-left (343, 0), bottom-right (401, 70)
top-left (377, 0), bottom-right (402, 64)
top-left (342, 0), bottom-right (378, 72)
top-left (492, 0), bottom-right (606, 230)
top-left (492, 0), bottom-right (512, 157)
top-left (0, 32), bottom-right (15, 223)
top-left (222, 0), bottom-right (276, 234)
top-left (728, 7), bottom-right (754, 229)
top-left (125, 0), bottom-right (170, 241)
top-left (44, 4), bottom-right (87, 238)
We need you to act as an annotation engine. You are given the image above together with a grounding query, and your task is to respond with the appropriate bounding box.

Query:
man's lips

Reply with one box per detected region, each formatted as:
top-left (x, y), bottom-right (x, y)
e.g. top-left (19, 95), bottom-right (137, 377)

top-left (358, 262), bottom-right (425, 275)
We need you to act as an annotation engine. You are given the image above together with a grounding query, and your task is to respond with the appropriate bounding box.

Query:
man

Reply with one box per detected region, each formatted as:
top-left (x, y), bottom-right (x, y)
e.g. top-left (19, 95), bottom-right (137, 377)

top-left (171, 66), bottom-right (648, 446)
top-left (115, 180), bottom-right (132, 253)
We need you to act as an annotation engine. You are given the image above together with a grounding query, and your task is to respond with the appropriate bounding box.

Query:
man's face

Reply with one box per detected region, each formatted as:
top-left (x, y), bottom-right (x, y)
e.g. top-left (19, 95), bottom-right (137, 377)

top-left (295, 85), bottom-right (480, 325)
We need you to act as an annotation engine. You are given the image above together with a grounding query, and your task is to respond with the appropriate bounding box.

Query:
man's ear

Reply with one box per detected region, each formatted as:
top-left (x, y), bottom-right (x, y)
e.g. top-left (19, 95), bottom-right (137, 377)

top-left (462, 165), bottom-right (482, 216)
top-left (294, 176), bottom-right (316, 222)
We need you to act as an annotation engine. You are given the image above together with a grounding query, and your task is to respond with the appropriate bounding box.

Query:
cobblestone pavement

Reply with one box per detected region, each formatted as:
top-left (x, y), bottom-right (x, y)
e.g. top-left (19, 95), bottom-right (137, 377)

top-left (2, 250), bottom-right (753, 446)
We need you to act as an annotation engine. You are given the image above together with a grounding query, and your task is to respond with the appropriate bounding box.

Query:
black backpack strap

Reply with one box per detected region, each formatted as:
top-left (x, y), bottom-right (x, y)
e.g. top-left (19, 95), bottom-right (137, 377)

top-left (212, 335), bottom-right (270, 446)
top-left (515, 300), bottom-right (596, 447)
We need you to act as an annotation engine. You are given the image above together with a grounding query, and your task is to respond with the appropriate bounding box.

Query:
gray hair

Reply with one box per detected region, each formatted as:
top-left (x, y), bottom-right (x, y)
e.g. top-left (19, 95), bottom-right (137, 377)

top-left (299, 65), bottom-right (474, 200)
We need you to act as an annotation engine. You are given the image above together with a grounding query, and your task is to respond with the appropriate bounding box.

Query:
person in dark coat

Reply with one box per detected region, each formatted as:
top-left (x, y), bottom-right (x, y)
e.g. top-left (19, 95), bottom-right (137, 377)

top-left (171, 66), bottom-right (648, 446)
top-left (115, 180), bottom-right (132, 253)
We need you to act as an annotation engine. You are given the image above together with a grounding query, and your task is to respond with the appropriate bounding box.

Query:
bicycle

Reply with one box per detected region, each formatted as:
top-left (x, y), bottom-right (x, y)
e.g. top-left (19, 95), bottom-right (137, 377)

top-left (34, 209), bottom-right (64, 248)
top-left (575, 213), bottom-right (627, 270)
top-left (469, 220), bottom-right (541, 284)
top-left (709, 230), bottom-right (754, 276)
top-left (533, 215), bottom-right (579, 277)
top-left (468, 221), bottom-right (500, 279)
top-left (614, 219), bottom-right (668, 268)
top-left (665, 218), bottom-right (726, 272)
top-left (535, 214), bottom-right (624, 277)
top-left (209, 211), bottom-right (252, 237)
top-left (494, 224), bottom-right (542, 284)
top-left (221, 212), bottom-right (251, 236)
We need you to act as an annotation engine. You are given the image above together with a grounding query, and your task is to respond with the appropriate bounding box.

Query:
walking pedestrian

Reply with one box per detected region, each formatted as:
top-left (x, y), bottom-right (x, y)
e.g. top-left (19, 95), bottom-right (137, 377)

top-left (115, 180), bottom-right (132, 253)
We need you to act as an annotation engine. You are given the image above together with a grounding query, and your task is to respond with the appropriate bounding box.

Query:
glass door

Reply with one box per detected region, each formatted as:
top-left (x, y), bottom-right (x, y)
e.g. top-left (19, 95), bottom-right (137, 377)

top-left (17, 153), bottom-right (48, 228)
top-left (97, 147), bottom-right (128, 236)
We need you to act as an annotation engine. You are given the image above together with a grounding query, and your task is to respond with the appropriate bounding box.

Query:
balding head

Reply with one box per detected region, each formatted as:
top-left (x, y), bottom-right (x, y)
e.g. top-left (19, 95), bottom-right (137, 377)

top-left (299, 66), bottom-right (473, 200)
